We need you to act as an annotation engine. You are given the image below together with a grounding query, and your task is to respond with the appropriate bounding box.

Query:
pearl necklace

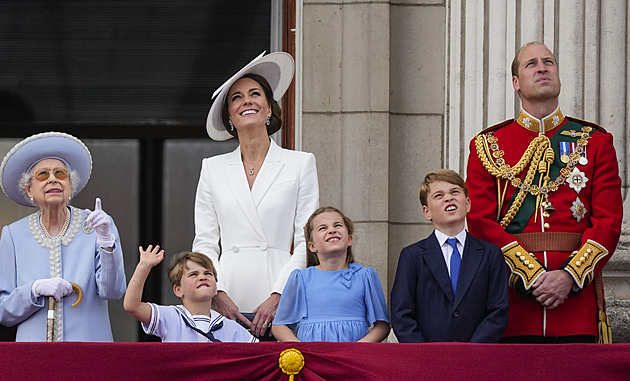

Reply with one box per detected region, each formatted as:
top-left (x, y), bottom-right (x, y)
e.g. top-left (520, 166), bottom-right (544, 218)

top-left (40, 209), bottom-right (71, 239)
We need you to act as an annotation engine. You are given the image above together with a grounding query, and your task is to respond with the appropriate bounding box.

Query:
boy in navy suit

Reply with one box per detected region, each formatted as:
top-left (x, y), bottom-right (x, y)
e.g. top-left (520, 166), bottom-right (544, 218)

top-left (391, 169), bottom-right (508, 342)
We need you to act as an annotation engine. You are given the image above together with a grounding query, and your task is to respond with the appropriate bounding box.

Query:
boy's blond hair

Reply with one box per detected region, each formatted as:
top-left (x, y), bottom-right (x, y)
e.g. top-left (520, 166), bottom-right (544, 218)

top-left (167, 251), bottom-right (217, 286)
top-left (418, 169), bottom-right (469, 206)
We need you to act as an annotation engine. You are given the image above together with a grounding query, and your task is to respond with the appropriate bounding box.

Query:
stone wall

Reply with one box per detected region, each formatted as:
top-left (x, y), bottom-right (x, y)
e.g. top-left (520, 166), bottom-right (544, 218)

top-left (606, 197), bottom-right (630, 342)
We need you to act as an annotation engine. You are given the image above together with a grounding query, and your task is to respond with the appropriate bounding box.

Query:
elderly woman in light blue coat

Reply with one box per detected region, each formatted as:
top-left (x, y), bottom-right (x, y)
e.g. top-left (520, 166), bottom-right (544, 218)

top-left (0, 132), bottom-right (126, 341)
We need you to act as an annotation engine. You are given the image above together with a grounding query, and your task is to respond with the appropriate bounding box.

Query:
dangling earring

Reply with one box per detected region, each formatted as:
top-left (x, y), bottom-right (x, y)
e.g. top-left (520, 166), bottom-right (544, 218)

top-left (266, 114), bottom-right (271, 126)
top-left (228, 120), bottom-right (234, 132)
top-left (29, 197), bottom-right (34, 204)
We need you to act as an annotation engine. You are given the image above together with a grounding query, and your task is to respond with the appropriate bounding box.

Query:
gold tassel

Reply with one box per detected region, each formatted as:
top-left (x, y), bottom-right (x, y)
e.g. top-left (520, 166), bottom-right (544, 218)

top-left (597, 310), bottom-right (612, 344)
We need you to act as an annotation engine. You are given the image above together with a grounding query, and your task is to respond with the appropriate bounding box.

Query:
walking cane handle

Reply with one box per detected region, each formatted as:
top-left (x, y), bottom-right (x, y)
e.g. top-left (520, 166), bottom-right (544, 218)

top-left (45, 282), bottom-right (83, 342)
top-left (70, 282), bottom-right (83, 307)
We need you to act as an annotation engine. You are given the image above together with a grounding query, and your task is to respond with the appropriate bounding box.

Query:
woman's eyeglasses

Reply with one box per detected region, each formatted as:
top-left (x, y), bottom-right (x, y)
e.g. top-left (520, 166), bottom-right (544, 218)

top-left (33, 168), bottom-right (69, 182)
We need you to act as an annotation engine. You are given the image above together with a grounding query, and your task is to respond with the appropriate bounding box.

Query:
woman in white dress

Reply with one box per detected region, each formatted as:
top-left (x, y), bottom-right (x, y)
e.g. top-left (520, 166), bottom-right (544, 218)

top-left (193, 52), bottom-right (319, 339)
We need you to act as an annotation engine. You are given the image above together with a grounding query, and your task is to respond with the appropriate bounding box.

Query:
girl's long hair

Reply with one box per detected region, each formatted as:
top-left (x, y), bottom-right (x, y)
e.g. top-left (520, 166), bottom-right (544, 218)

top-left (304, 206), bottom-right (355, 267)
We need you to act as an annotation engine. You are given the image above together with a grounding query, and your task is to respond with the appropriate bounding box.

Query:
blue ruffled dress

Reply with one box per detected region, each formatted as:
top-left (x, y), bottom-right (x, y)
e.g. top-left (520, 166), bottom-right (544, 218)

top-left (273, 262), bottom-right (389, 342)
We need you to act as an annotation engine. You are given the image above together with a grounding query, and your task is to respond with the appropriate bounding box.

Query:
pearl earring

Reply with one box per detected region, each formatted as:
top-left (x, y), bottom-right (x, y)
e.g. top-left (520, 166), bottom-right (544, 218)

top-left (266, 114), bottom-right (271, 126)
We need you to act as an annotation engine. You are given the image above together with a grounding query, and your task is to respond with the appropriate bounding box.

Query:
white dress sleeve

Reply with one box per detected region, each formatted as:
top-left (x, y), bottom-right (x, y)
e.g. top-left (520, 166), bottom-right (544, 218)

top-left (192, 158), bottom-right (225, 290)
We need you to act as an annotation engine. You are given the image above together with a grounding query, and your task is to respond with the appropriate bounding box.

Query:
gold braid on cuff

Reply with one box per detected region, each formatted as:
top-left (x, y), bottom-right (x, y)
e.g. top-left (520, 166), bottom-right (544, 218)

top-left (563, 240), bottom-right (608, 289)
top-left (503, 241), bottom-right (546, 290)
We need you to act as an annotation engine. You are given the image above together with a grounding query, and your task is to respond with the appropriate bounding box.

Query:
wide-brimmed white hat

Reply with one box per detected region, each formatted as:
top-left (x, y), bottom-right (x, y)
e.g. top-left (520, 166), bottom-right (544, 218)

top-left (206, 51), bottom-right (295, 141)
top-left (0, 131), bottom-right (92, 207)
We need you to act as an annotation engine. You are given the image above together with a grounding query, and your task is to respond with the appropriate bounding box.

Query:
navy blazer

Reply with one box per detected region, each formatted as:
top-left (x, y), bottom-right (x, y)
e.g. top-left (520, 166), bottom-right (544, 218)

top-left (391, 231), bottom-right (508, 343)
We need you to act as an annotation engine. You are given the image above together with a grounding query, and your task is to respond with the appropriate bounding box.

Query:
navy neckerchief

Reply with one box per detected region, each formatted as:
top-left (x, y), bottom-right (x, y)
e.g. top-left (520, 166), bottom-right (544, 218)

top-left (182, 318), bottom-right (223, 342)
top-left (174, 306), bottom-right (224, 342)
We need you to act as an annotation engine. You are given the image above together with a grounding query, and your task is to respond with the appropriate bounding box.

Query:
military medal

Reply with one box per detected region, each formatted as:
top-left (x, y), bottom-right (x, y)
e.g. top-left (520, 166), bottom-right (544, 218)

top-left (569, 142), bottom-right (587, 165)
top-left (578, 144), bottom-right (588, 165)
top-left (568, 167), bottom-right (588, 193)
top-left (571, 197), bottom-right (587, 222)
top-left (559, 141), bottom-right (570, 163)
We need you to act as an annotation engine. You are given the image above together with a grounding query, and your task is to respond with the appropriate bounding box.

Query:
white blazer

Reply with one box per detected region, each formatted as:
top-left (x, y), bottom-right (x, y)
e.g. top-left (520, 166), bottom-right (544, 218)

top-left (193, 140), bottom-right (319, 312)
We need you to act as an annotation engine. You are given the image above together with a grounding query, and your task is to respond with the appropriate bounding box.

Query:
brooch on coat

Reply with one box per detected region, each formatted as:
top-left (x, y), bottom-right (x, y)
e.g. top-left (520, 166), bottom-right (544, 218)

top-left (571, 197), bottom-right (587, 222)
top-left (83, 220), bottom-right (94, 234)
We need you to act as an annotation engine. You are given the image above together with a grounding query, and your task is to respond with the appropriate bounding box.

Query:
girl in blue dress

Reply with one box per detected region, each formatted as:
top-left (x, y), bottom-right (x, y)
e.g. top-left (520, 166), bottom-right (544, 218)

top-left (272, 207), bottom-right (390, 342)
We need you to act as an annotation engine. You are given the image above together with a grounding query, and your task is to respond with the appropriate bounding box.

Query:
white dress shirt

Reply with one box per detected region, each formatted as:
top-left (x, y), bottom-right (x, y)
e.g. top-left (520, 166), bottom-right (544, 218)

top-left (434, 229), bottom-right (467, 278)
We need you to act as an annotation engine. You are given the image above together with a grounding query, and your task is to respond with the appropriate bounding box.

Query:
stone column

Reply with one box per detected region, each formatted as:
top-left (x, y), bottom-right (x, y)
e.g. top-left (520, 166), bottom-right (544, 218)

top-left (301, 0), bottom-right (391, 293)
top-left (388, 0), bottom-right (447, 285)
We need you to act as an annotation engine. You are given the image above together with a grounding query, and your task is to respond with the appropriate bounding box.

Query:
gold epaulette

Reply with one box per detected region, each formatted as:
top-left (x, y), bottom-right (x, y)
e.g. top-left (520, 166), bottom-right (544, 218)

top-left (563, 239), bottom-right (608, 289)
top-left (502, 241), bottom-right (546, 290)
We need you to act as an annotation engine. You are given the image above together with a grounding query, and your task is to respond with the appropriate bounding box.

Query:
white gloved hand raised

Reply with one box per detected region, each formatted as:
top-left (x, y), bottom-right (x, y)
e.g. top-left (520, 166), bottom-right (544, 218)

top-left (32, 278), bottom-right (73, 301)
top-left (85, 198), bottom-right (115, 248)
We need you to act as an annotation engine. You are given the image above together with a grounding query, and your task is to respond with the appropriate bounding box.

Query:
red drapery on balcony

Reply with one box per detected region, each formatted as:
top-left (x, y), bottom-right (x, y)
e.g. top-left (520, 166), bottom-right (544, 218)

top-left (1, 342), bottom-right (629, 380)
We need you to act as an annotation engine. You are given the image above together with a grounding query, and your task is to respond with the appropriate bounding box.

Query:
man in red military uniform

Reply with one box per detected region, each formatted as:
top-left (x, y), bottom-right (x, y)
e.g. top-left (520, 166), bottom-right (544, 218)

top-left (466, 42), bottom-right (622, 343)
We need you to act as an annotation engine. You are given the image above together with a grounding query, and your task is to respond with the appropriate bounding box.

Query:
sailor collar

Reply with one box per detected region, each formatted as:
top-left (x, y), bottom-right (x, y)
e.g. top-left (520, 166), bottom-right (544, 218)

top-left (516, 107), bottom-right (564, 133)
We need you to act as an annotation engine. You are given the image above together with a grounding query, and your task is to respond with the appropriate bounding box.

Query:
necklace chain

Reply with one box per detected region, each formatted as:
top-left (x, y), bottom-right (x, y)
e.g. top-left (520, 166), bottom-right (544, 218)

top-left (245, 155), bottom-right (265, 176)
top-left (40, 209), bottom-right (71, 239)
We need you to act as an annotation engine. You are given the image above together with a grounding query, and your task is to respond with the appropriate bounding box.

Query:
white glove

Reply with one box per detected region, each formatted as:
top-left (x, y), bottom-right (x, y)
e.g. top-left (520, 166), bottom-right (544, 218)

top-left (85, 198), bottom-right (115, 248)
top-left (32, 278), bottom-right (73, 301)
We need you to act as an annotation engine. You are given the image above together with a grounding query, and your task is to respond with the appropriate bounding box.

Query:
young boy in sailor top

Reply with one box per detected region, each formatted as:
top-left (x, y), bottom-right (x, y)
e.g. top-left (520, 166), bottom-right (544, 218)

top-left (124, 245), bottom-right (257, 342)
